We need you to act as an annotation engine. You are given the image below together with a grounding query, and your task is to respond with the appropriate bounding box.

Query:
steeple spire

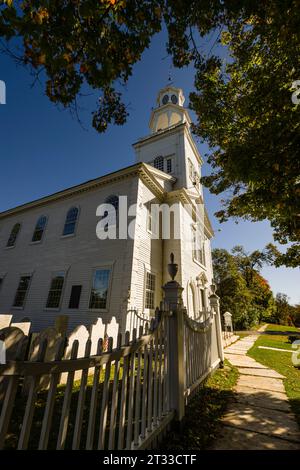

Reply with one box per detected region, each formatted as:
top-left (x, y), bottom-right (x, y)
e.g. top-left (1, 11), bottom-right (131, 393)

top-left (167, 65), bottom-right (174, 87)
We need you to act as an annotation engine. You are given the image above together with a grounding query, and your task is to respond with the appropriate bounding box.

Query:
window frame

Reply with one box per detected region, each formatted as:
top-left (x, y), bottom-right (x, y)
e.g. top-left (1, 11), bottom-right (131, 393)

top-left (192, 225), bottom-right (206, 268)
top-left (6, 223), bottom-right (21, 248)
top-left (31, 215), bottom-right (48, 244)
top-left (153, 156), bottom-right (164, 172)
top-left (153, 155), bottom-right (174, 175)
top-left (62, 206), bottom-right (80, 238)
top-left (45, 271), bottom-right (66, 311)
top-left (12, 273), bottom-right (32, 310)
top-left (88, 266), bottom-right (113, 312)
top-left (144, 270), bottom-right (156, 313)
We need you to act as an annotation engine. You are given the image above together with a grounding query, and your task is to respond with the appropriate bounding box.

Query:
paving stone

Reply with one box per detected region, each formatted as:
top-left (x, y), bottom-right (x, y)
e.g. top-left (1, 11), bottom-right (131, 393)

top-left (225, 354), bottom-right (269, 368)
top-left (225, 349), bottom-right (248, 355)
top-left (238, 367), bottom-right (284, 379)
top-left (237, 375), bottom-right (285, 393)
top-left (213, 426), bottom-right (300, 450)
top-left (217, 332), bottom-right (300, 450)
top-left (233, 386), bottom-right (290, 412)
top-left (221, 403), bottom-right (300, 442)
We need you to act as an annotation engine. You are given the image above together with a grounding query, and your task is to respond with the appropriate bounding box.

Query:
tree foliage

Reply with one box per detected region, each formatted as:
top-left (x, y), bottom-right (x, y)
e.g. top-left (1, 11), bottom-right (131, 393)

top-left (212, 246), bottom-right (275, 329)
top-left (274, 292), bottom-right (294, 326)
top-left (1, 1), bottom-right (299, 265)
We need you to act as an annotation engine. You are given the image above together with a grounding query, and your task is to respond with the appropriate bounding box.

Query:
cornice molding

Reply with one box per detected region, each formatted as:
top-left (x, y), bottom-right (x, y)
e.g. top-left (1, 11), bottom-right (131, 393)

top-left (0, 164), bottom-right (143, 220)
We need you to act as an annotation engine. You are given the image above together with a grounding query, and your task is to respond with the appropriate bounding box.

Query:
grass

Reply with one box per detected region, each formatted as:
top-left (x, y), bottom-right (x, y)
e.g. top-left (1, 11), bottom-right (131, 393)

top-left (248, 323), bottom-right (300, 428)
top-left (3, 362), bottom-right (126, 449)
top-left (159, 359), bottom-right (239, 450)
top-left (235, 322), bottom-right (266, 339)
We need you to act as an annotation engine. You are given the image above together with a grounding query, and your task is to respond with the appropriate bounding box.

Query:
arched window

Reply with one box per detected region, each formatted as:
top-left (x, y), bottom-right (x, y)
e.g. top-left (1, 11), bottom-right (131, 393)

top-left (102, 195), bottom-right (119, 229)
top-left (105, 195), bottom-right (119, 213)
top-left (7, 223), bottom-right (21, 247)
top-left (32, 215), bottom-right (47, 242)
top-left (154, 156), bottom-right (164, 171)
top-left (63, 207), bottom-right (79, 236)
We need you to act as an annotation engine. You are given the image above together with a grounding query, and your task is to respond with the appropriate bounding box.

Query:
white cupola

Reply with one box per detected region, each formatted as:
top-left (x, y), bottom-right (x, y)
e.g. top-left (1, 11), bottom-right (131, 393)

top-left (149, 86), bottom-right (191, 133)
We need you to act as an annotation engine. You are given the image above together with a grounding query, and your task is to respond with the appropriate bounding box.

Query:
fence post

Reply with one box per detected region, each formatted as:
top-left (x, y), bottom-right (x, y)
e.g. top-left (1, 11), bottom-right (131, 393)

top-left (209, 284), bottom-right (224, 366)
top-left (162, 254), bottom-right (185, 423)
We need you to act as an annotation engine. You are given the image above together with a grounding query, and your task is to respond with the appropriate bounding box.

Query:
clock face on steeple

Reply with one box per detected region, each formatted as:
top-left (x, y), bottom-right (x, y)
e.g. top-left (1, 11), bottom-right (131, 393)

top-left (150, 86), bottom-right (190, 133)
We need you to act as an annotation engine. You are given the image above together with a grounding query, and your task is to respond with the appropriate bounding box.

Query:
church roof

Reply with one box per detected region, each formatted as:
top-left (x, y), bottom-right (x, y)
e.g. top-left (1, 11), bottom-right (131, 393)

top-left (0, 163), bottom-right (167, 220)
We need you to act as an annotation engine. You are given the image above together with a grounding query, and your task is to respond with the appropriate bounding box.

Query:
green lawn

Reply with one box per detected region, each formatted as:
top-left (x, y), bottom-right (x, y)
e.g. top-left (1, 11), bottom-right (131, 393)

top-left (160, 359), bottom-right (239, 450)
top-left (248, 324), bottom-right (300, 428)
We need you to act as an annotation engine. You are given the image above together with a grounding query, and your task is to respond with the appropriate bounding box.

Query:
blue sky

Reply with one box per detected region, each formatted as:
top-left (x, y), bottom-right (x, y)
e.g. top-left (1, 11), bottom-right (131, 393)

top-left (0, 30), bottom-right (299, 304)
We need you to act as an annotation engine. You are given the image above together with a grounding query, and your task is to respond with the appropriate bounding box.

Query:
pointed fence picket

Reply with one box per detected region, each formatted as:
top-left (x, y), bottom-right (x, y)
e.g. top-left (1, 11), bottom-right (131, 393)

top-left (0, 284), bottom-right (223, 450)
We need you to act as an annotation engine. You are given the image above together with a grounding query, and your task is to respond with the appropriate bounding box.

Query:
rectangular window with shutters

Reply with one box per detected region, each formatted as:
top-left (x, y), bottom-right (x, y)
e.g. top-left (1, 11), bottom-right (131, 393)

top-left (69, 285), bottom-right (82, 309)
top-left (145, 272), bottom-right (156, 310)
top-left (13, 275), bottom-right (32, 308)
top-left (46, 272), bottom-right (65, 309)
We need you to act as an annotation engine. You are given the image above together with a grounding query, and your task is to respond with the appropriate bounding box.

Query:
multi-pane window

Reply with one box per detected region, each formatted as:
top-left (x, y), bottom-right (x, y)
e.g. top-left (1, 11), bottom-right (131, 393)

top-left (192, 226), bottom-right (206, 266)
top-left (13, 275), bottom-right (31, 308)
top-left (46, 272), bottom-right (65, 309)
top-left (188, 159), bottom-right (194, 179)
top-left (147, 203), bottom-right (153, 232)
top-left (89, 269), bottom-right (111, 309)
top-left (166, 158), bottom-right (172, 174)
top-left (103, 195), bottom-right (119, 229)
top-left (63, 207), bottom-right (79, 236)
top-left (154, 156), bottom-right (164, 171)
top-left (32, 215), bottom-right (47, 242)
top-left (145, 272), bottom-right (156, 310)
top-left (7, 223), bottom-right (21, 247)
top-left (153, 155), bottom-right (173, 174)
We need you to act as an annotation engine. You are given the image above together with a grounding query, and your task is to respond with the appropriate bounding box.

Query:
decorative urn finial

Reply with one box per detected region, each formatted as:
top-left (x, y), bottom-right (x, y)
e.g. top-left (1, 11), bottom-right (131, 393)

top-left (210, 282), bottom-right (217, 295)
top-left (168, 253), bottom-right (178, 281)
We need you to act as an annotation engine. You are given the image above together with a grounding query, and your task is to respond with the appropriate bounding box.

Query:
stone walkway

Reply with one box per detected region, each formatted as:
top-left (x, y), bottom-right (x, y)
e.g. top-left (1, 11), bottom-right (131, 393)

top-left (213, 326), bottom-right (300, 450)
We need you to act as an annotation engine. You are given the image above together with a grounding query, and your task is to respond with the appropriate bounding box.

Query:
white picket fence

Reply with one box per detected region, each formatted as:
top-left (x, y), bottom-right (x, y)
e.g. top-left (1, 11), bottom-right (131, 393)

top-left (0, 279), bottom-right (224, 450)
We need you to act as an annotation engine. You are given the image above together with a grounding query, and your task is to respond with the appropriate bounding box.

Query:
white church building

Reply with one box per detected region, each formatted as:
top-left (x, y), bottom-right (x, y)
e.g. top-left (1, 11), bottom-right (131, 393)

top-left (0, 86), bottom-right (214, 333)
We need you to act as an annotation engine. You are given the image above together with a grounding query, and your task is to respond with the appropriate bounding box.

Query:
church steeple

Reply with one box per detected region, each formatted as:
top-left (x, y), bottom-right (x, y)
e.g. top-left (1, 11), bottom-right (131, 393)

top-left (134, 85), bottom-right (202, 192)
top-left (149, 86), bottom-right (191, 133)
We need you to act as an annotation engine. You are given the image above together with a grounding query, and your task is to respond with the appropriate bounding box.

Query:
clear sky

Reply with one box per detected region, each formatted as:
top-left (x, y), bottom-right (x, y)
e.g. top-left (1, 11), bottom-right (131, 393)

top-left (0, 29), bottom-right (299, 304)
